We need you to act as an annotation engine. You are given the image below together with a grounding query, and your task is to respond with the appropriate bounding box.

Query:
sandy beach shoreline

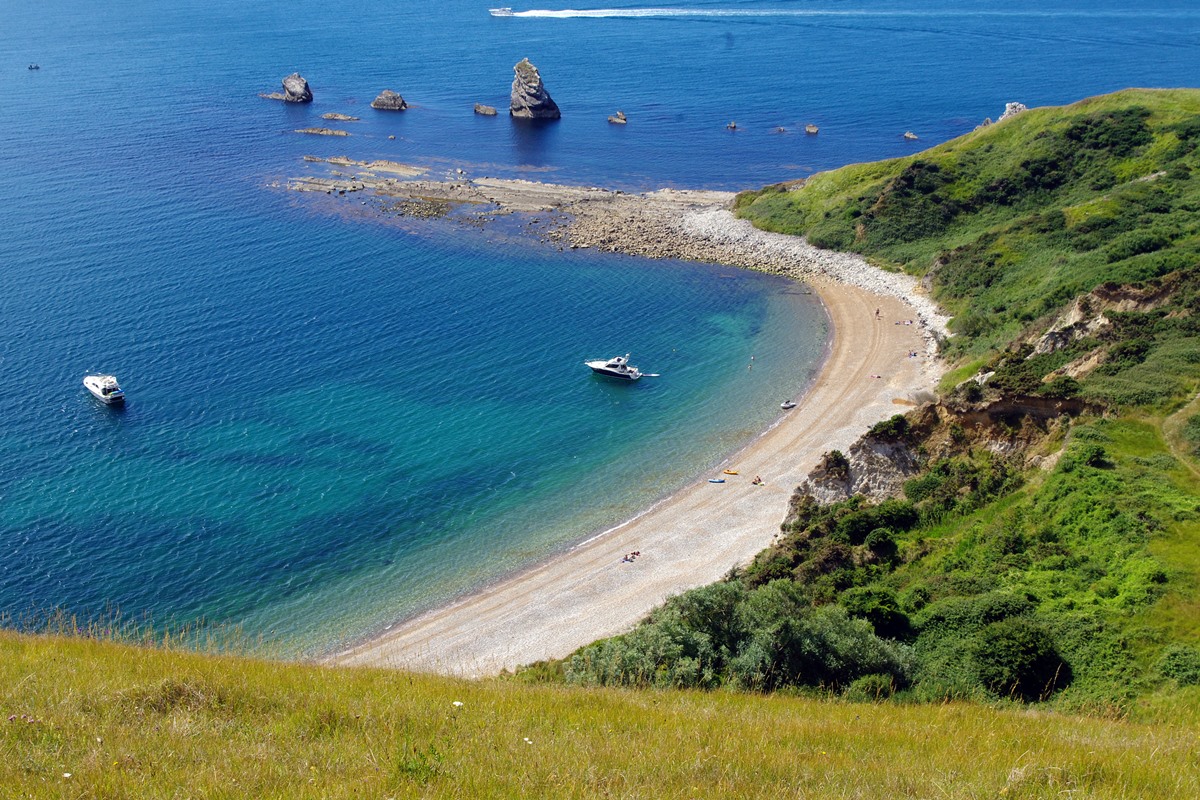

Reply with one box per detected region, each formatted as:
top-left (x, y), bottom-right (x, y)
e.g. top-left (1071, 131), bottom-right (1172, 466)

top-left (303, 160), bottom-right (947, 677)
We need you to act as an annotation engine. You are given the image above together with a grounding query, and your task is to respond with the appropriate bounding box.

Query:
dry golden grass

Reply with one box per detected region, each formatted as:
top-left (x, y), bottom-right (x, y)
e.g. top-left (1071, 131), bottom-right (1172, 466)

top-left (2, 631), bottom-right (1197, 798)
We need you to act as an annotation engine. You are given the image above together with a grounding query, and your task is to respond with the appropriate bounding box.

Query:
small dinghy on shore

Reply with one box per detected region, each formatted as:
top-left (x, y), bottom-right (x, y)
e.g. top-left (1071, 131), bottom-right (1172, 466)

top-left (781, 400), bottom-right (797, 410)
top-left (708, 478), bottom-right (726, 484)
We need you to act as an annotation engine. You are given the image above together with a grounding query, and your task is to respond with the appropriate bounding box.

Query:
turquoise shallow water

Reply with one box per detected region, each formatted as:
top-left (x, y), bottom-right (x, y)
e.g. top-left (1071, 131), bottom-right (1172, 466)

top-left (1, 0), bottom-right (1197, 654)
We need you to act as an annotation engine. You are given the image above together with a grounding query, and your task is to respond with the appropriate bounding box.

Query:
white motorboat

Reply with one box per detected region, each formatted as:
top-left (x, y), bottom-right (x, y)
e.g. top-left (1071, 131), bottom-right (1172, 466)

top-left (781, 401), bottom-right (797, 410)
top-left (83, 374), bottom-right (125, 404)
top-left (489, 7), bottom-right (514, 16)
top-left (585, 353), bottom-right (643, 381)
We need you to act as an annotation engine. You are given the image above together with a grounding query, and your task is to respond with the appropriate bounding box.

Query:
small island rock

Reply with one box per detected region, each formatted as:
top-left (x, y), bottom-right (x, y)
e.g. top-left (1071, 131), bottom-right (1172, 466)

top-left (260, 73), bottom-right (313, 103)
top-left (509, 58), bottom-right (560, 119)
top-left (903, 131), bottom-right (919, 140)
top-left (474, 103), bottom-right (498, 116)
top-left (608, 110), bottom-right (627, 125)
top-left (371, 90), bottom-right (408, 111)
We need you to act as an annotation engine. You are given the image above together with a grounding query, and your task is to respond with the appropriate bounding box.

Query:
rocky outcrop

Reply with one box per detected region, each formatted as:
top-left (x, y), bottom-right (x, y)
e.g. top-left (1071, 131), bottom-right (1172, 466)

top-left (977, 102), bottom-right (1028, 130)
top-left (608, 110), bottom-right (627, 125)
top-left (294, 128), bottom-right (349, 137)
top-left (509, 58), bottom-right (560, 119)
top-left (371, 90), bottom-right (407, 111)
top-left (322, 113), bottom-right (359, 121)
top-left (474, 103), bottom-right (498, 116)
top-left (903, 131), bottom-right (919, 140)
top-left (998, 102), bottom-right (1028, 122)
top-left (261, 73), bottom-right (313, 103)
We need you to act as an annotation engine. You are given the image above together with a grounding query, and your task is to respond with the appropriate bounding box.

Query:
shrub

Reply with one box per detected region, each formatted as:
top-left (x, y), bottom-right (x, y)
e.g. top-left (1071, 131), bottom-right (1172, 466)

top-left (840, 586), bottom-right (910, 639)
top-left (969, 618), bottom-right (1071, 701)
top-left (1039, 375), bottom-right (1082, 399)
top-left (869, 414), bottom-right (912, 441)
top-left (844, 673), bottom-right (896, 702)
top-left (1158, 644), bottom-right (1200, 686)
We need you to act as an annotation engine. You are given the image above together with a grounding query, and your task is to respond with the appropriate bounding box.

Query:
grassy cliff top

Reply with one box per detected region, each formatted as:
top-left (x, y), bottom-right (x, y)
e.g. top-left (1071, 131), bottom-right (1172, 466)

top-left (736, 89), bottom-right (1200, 362)
top-left (2, 630), bottom-right (1198, 798)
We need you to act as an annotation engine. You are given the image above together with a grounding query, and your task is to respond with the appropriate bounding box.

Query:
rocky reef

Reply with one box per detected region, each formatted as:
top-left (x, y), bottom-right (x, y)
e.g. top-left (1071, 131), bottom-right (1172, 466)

top-left (371, 90), bottom-right (407, 111)
top-left (474, 103), bottom-right (498, 116)
top-left (261, 73), bottom-right (313, 103)
top-left (608, 110), bottom-right (627, 125)
top-left (509, 58), bottom-right (560, 119)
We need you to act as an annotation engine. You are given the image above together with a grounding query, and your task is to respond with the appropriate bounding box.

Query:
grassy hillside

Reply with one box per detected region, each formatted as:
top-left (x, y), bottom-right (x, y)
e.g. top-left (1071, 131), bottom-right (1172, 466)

top-left (735, 89), bottom-right (1200, 363)
top-left (3, 631), bottom-right (1198, 798)
top-left (554, 90), bottom-right (1200, 713)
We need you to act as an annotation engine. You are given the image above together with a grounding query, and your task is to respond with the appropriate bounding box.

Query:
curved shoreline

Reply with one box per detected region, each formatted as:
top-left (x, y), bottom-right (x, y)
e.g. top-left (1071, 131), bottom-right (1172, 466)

top-left (309, 167), bottom-right (945, 676)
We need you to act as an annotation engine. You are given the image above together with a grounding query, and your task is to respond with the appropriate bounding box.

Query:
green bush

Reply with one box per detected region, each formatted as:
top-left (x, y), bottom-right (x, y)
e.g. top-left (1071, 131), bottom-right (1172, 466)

top-left (844, 673), bottom-right (896, 702)
top-left (1158, 644), bottom-right (1200, 686)
top-left (969, 617), bottom-right (1071, 701)
top-left (869, 414), bottom-right (912, 441)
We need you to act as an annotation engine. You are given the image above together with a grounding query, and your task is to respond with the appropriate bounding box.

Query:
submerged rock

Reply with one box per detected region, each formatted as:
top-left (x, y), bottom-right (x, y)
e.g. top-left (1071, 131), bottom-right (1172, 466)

top-left (903, 131), bottom-right (919, 140)
top-left (322, 113), bottom-right (359, 121)
top-left (261, 73), bottom-right (313, 103)
top-left (509, 58), bottom-right (560, 119)
top-left (371, 90), bottom-right (407, 111)
top-left (474, 103), bottom-right (498, 116)
top-left (294, 127), bottom-right (349, 137)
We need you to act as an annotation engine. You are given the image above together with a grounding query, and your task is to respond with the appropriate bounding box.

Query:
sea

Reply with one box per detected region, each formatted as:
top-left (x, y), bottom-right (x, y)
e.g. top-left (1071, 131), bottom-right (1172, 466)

top-left (2, 0), bottom-right (1197, 656)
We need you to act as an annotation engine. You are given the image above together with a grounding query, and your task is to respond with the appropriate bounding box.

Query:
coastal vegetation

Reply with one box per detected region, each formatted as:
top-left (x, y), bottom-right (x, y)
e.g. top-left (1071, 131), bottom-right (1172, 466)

top-left (552, 89), bottom-right (1200, 713)
top-left (3, 630), bottom-right (1197, 798)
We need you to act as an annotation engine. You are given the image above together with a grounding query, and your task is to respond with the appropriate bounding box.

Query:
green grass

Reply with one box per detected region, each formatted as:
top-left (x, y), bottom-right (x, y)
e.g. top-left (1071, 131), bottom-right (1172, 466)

top-left (2, 630), bottom-right (1198, 799)
top-left (735, 88), bottom-right (1200, 359)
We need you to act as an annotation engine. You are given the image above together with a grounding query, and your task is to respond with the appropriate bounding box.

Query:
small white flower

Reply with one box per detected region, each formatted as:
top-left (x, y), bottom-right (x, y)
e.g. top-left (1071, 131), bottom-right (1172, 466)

top-left (523, 737), bottom-right (533, 744)
top-left (451, 701), bottom-right (463, 708)
top-left (63, 773), bottom-right (72, 779)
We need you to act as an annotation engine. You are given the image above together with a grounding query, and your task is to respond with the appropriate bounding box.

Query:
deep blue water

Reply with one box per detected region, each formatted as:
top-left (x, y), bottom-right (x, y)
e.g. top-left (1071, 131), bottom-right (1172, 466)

top-left (1, 0), bottom-right (1197, 653)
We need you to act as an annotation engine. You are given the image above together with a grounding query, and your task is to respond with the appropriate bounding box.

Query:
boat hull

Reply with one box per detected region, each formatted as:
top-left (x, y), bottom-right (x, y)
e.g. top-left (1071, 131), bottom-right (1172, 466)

top-left (587, 366), bottom-right (640, 381)
top-left (83, 376), bottom-right (125, 404)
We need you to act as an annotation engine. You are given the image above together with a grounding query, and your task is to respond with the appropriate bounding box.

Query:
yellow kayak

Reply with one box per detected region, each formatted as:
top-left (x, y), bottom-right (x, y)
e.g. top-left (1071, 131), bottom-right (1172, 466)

top-left (722, 469), bottom-right (739, 475)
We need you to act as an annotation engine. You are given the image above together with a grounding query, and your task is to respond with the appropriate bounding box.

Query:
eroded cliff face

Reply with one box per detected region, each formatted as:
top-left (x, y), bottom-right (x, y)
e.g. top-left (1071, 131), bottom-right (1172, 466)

top-left (509, 58), bottom-right (560, 119)
top-left (785, 399), bottom-right (1084, 523)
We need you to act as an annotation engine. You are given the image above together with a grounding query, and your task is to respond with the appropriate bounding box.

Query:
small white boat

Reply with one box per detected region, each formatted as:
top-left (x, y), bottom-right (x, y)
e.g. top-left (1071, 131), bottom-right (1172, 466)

top-left (781, 401), bottom-right (797, 410)
top-left (83, 374), bottom-right (125, 404)
top-left (489, 7), bottom-right (514, 16)
top-left (585, 353), bottom-right (643, 382)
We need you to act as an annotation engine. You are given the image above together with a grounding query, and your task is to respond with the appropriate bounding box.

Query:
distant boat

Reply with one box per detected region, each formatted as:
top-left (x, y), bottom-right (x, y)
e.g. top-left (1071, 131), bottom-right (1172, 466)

top-left (489, 7), bottom-right (514, 15)
top-left (83, 374), bottom-right (125, 404)
top-left (28, 64), bottom-right (40, 70)
top-left (585, 353), bottom-right (643, 382)
top-left (804, 123), bottom-right (819, 135)
top-left (781, 401), bottom-right (797, 410)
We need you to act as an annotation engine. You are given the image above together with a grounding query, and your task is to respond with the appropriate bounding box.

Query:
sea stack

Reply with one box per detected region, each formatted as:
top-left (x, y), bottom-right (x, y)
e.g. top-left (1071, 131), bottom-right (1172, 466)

top-left (371, 90), bottom-right (407, 111)
top-left (260, 73), bottom-right (313, 103)
top-left (509, 58), bottom-right (560, 119)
